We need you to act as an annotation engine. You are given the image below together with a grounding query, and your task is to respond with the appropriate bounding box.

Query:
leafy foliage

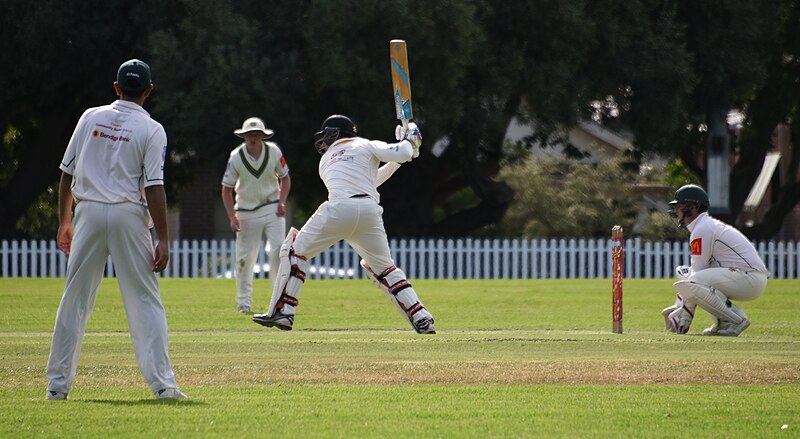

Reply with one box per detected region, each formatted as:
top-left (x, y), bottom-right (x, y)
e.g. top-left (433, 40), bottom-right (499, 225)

top-left (496, 157), bottom-right (672, 239)
top-left (1, 0), bottom-right (798, 239)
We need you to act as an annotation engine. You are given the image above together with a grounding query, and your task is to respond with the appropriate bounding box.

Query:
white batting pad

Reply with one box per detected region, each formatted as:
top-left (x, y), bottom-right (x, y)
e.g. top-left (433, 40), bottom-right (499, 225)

top-left (267, 228), bottom-right (303, 317)
top-left (360, 260), bottom-right (431, 329)
top-left (673, 280), bottom-right (746, 324)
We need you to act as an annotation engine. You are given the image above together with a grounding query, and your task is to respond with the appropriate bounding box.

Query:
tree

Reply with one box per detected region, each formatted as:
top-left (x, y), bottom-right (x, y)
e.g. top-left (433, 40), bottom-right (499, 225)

top-left (495, 157), bottom-right (673, 240)
top-left (2, 0), bottom-right (797, 240)
top-left (0, 0), bottom-right (175, 238)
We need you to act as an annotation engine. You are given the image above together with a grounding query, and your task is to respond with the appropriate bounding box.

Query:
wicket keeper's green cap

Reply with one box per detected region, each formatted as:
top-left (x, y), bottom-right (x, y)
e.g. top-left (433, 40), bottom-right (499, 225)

top-left (116, 59), bottom-right (152, 92)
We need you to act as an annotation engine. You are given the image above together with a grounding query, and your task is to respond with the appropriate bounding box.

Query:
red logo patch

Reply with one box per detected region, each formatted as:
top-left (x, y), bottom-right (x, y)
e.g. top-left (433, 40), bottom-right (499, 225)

top-left (280, 155), bottom-right (287, 167)
top-left (690, 238), bottom-right (702, 255)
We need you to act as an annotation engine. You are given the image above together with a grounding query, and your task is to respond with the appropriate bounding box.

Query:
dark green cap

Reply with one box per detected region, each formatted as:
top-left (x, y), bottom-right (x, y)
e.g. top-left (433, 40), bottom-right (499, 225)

top-left (116, 59), bottom-right (152, 92)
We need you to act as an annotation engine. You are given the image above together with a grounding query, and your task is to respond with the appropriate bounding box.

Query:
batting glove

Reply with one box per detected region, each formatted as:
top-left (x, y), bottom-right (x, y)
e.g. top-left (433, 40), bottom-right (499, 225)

top-left (395, 122), bottom-right (422, 157)
top-left (675, 265), bottom-right (691, 280)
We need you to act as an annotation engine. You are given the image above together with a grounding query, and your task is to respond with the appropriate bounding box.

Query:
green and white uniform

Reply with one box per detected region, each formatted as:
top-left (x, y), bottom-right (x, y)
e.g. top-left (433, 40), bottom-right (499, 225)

top-left (222, 141), bottom-right (289, 309)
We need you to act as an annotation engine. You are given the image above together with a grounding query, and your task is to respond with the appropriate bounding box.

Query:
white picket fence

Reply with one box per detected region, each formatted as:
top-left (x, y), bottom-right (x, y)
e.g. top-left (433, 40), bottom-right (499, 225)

top-left (1, 238), bottom-right (798, 280)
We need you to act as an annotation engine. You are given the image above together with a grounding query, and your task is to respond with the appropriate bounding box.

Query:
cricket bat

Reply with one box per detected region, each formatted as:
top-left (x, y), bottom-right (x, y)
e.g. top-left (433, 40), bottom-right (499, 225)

top-left (390, 39), bottom-right (413, 129)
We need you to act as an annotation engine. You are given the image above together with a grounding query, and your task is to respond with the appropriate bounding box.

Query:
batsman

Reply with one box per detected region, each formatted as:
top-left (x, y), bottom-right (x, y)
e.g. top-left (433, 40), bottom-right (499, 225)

top-left (661, 184), bottom-right (768, 336)
top-left (252, 114), bottom-right (435, 334)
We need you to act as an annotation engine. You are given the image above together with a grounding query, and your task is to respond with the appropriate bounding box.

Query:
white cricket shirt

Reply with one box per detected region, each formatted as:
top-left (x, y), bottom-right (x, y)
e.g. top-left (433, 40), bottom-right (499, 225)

top-left (686, 212), bottom-right (768, 274)
top-left (59, 100), bottom-right (166, 206)
top-left (221, 141), bottom-right (289, 215)
top-left (318, 137), bottom-right (413, 202)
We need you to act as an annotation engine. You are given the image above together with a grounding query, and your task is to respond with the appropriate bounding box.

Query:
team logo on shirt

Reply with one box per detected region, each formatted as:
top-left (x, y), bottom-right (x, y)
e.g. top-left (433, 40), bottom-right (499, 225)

top-left (690, 238), bottom-right (702, 255)
top-left (329, 149), bottom-right (353, 164)
top-left (92, 129), bottom-right (130, 142)
top-left (280, 155), bottom-right (287, 168)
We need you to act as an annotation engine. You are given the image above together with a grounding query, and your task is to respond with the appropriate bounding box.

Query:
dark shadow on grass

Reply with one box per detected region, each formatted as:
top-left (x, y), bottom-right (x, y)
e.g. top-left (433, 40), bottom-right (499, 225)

top-left (78, 399), bottom-right (207, 406)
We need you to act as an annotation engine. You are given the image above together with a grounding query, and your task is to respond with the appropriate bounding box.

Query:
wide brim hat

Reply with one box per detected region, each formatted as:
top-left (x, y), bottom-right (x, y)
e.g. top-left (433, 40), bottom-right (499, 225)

top-left (234, 117), bottom-right (274, 139)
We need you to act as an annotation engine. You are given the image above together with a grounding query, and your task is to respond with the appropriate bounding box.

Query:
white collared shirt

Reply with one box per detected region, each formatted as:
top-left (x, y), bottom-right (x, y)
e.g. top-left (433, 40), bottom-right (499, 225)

top-left (318, 137), bottom-right (413, 202)
top-left (59, 100), bottom-right (166, 206)
top-left (686, 212), bottom-right (768, 274)
top-left (221, 141), bottom-right (289, 214)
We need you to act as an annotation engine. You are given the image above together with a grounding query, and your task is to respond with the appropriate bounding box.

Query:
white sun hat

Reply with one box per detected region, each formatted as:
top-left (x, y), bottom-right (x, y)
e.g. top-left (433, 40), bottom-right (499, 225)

top-left (234, 117), bottom-right (274, 139)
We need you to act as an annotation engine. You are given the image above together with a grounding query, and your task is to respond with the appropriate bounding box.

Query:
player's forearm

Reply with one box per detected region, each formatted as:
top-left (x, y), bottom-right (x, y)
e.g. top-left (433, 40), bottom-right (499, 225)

top-left (221, 186), bottom-right (236, 219)
top-left (58, 172), bottom-right (74, 225)
top-left (144, 185), bottom-right (170, 242)
top-left (377, 162), bottom-right (402, 187)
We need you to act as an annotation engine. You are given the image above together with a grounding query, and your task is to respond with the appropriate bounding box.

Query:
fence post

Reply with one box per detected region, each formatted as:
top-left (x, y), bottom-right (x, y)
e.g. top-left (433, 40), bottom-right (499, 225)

top-left (30, 240), bottom-right (38, 278)
top-left (21, 240), bottom-right (29, 278)
top-left (49, 240), bottom-right (57, 278)
top-left (479, 239), bottom-right (488, 279)
top-left (465, 238), bottom-right (474, 279)
top-left (527, 239), bottom-right (536, 279)
top-left (1, 240), bottom-right (7, 278)
top-left (497, 239), bottom-right (505, 279)
top-left (105, 255), bottom-right (114, 278)
top-left (511, 239), bottom-right (519, 279)
top-left (768, 241), bottom-right (776, 279)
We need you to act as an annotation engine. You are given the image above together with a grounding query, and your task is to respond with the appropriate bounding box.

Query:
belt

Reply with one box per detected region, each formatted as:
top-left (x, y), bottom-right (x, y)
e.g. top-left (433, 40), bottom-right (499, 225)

top-left (350, 194), bottom-right (370, 198)
top-left (235, 199), bottom-right (278, 212)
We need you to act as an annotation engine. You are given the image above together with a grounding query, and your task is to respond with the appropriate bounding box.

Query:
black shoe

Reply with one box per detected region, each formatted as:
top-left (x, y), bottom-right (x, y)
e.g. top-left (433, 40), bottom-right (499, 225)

top-left (252, 312), bottom-right (294, 331)
top-left (413, 317), bottom-right (436, 334)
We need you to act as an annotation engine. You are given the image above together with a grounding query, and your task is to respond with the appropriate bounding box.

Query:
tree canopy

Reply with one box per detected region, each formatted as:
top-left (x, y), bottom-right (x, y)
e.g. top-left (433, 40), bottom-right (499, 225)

top-left (2, 0), bottom-right (798, 239)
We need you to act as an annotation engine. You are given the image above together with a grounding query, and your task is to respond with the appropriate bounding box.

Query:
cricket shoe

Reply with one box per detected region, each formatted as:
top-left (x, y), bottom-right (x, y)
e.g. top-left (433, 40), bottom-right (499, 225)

top-left (413, 317), bottom-right (436, 334)
top-left (713, 318), bottom-right (750, 337)
top-left (45, 390), bottom-right (68, 400)
top-left (702, 317), bottom-right (721, 336)
top-left (237, 305), bottom-right (252, 314)
top-left (156, 388), bottom-right (189, 400)
top-left (252, 312), bottom-right (294, 331)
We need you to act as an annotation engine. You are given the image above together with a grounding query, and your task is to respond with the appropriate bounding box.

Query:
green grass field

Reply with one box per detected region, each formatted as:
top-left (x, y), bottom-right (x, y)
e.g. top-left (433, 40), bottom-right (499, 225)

top-left (1, 277), bottom-right (798, 438)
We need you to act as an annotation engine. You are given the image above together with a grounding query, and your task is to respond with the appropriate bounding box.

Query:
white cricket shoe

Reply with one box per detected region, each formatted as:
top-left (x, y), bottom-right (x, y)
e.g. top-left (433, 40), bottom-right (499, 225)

top-left (45, 390), bottom-right (68, 400)
top-left (702, 317), bottom-right (721, 336)
top-left (156, 388), bottom-right (189, 400)
top-left (237, 305), bottom-right (252, 314)
top-left (714, 318), bottom-right (750, 337)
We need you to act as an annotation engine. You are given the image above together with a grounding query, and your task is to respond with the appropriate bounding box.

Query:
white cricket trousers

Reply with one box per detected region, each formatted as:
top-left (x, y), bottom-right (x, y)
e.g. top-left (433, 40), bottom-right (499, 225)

top-left (689, 267), bottom-right (767, 302)
top-left (294, 198), bottom-right (395, 270)
top-left (235, 206), bottom-right (286, 308)
top-left (46, 201), bottom-right (178, 394)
